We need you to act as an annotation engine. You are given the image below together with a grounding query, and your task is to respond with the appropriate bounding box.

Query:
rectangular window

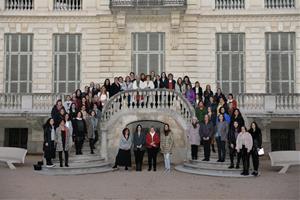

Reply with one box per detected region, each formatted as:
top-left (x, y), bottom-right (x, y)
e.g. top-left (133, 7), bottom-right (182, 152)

top-left (4, 128), bottom-right (28, 149)
top-left (271, 129), bottom-right (295, 151)
top-left (216, 33), bottom-right (245, 94)
top-left (132, 32), bottom-right (165, 75)
top-left (5, 34), bottom-right (33, 93)
top-left (266, 32), bottom-right (295, 94)
top-left (53, 34), bottom-right (81, 93)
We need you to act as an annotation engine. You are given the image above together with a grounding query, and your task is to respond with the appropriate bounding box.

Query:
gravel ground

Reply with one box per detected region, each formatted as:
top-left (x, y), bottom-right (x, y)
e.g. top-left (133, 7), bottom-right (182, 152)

top-left (0, 155), bottom-right (299, 200)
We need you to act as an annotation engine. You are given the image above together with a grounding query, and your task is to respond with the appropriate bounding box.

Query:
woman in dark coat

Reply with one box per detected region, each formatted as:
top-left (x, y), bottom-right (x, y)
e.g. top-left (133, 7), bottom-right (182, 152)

top-left (248, 122), bottom-right (262, 176)
top-left (214, 88), bottom-right (227, 104)
top-left (113, 128), bottom-right (132, 170)
top-left (72, 111), bottom-right (87, 155)
top-left (43, 118), bottom-right (56, 166)
top-left (69, 103), bottom-right (78, 120)
top-left (104, 78), bottom-right (111, 96)
top-left (228, 121), bottom-right (241, 169)
top-left (230, 108), bottom-right (245, 129)
top-left (133, 124), bottom-right (146, 171)
top-left (203, 84), bottom-right (214, 106)
top-left (51, 99), bottom-right (65, 127)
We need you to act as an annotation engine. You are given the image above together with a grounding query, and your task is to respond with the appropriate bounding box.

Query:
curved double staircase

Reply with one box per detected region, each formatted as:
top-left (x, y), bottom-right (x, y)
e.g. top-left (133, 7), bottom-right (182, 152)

top-left (37, 88), bottom-right (253, 177)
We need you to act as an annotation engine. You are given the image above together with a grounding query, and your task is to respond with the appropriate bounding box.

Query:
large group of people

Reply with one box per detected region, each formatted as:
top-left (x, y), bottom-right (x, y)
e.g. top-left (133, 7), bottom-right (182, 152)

top-left (42, 71), bottom-right (262, 176)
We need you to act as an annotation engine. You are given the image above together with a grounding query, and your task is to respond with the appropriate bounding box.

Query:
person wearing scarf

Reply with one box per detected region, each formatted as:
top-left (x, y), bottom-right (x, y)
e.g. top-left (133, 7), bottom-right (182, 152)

top-left (113, 128), bottom-right (132, 170)
top-left (160, 124), bottom-right (174, 172)
top-left (146, 127), bottom-right (160, 171)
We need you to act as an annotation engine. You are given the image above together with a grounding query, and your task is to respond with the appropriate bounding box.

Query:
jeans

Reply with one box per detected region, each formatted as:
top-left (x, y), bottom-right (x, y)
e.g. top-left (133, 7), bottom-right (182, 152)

top-left (216, 136), bottom-right (226, 161)
top-left (163, 153), bottom-right (171, 170)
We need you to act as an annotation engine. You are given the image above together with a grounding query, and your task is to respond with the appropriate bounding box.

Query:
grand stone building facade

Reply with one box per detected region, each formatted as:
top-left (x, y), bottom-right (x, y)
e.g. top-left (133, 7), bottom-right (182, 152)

top-left (0, 0), bottom-right (299, 162)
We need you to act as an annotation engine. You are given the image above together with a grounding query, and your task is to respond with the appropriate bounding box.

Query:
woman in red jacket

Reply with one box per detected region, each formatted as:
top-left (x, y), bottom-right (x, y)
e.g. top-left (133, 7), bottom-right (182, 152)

top-left (146, 127), bottom-right (160, 171)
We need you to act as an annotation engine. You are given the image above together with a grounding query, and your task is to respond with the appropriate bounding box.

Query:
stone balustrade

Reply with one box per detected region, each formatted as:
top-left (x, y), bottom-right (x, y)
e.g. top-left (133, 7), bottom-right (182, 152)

top-left (109, 0), bottom-right (187, 9)
top-left (215, 0), bottom-right (245, 10)
top-left (53, 0), bottom-right (82, 11)
top-left (0, 92), bottom-right (299, 117)
top-left (236, 93), bottom-right (300, 116)
top-left (0, 93), bottom-right (67, 115)
top-left (101, 89), bottom-right (195, 123)
top-left (5, 0), bottom-right (33, 10)
top-left (265, 0), bottom-right (295, 9)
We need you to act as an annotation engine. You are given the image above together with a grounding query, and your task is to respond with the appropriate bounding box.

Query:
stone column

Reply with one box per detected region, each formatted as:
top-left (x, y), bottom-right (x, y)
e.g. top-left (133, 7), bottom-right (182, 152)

top-left (260, 118), bottom-right (272, 153)
top-left (100, 128), bottom-right (108, 161)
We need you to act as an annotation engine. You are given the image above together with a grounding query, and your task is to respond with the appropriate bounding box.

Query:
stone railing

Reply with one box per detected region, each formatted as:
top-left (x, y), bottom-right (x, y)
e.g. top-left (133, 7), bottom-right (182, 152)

top-left (0, 92), bottom-right (299, 117)
top-left (53, 0), bottom-right (82, 11)
top-left (265, 0), bottom-right (295, 8)
top-left (0, 93), bottom-right (68, 115)
top-left (236, 93), bottom-right (300, 116)
top-left (5, 0), bottom-right (33, 10)
top-left (101, 89), bottom-right (195, 123)
top-left (215, 0), bottom-right (245, 10)
top-left (110, 0), bottom-right (187, 9)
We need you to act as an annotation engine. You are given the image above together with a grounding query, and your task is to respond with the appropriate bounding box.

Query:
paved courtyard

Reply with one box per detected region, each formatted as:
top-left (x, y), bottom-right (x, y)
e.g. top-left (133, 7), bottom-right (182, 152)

top-left (0, 155), bottom-right (299, 200)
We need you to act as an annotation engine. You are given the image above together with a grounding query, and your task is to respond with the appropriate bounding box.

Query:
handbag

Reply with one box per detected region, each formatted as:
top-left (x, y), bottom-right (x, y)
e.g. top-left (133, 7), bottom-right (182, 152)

top-left (258, 148), bottom-right (264, 156)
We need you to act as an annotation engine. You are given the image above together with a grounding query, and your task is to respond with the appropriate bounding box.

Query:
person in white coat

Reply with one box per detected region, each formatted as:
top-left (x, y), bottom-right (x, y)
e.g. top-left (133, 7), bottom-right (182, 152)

top-left (132, 76), bottom-right (145, 107)
top-left (236, 126), bottom-right (253, 176)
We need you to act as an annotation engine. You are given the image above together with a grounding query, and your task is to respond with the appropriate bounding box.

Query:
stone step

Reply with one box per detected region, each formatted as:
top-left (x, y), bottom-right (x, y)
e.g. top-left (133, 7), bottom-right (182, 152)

top-left (37, 162), bottom-right (114, 176)
top-left (190, 158), bottom-right (231, 166)
top-left (53, 155), bottom-right (105, 164)
top-left (175, 165), bottom-right (255, 178)
top-left (183, 162), bottom-right (240, 172)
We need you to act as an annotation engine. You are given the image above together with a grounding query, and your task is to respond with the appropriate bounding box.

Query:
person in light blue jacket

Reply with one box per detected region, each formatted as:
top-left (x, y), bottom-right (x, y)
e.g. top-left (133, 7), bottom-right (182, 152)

top-left (215, 114), bottom-right (229, 162)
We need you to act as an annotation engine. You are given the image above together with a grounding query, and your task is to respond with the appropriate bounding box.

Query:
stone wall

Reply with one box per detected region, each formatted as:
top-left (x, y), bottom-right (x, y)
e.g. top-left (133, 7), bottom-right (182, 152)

top-left (101, 110), bottom-right (189, 164)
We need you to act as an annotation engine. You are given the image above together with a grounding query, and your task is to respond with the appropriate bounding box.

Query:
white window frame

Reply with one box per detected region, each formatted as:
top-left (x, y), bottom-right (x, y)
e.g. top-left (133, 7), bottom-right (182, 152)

top-left (53, 34), bottom-right (81, 93)
top-left (4, 33), bottom-right (33, 93)
top-left (132, 32), bottom-right (165, 75)
top-left (266, 32), bottom-right (295, 94)
top-left (216, 33), bottom-right (245, 94)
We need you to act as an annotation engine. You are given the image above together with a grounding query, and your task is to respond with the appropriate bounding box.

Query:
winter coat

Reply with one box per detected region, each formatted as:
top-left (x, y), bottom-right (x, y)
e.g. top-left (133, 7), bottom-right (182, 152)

top-left (187, 123), bottom-right (201, 145)
top-left (160, 132), bottom-right (174, 154)
top-left (249, 128), bottom-right (262, 149)
top-left (196, 107), bottom-right (207, 123)
top-left (175, 83), bottom-right (186, 94)
top-left (55, 126), bottom-right (70, 151)
top-left (215, 121), bottom-right (229, 141)
top-left (200, 121), bottom-right (214, 139)
top-left (133, 131), bottom-right (146, 151)
top-left (236, 132), bottom-right (253, 152)
top-left (86, 116), bottom-right (99, 139)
